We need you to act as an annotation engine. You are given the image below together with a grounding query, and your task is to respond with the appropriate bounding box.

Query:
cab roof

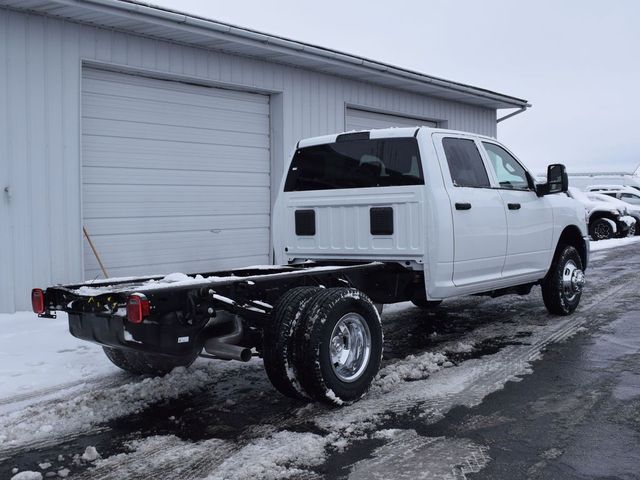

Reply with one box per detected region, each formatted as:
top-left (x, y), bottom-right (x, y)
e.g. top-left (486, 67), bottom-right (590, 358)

top-left (297, 126), bottom-right (493, 149)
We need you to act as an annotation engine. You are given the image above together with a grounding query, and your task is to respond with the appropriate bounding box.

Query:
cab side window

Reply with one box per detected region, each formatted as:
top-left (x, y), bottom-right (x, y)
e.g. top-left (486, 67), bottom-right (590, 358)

top-left (442, 138), bottom-right (490, 188)
top-left (483, 142), bottom-right (530, 190)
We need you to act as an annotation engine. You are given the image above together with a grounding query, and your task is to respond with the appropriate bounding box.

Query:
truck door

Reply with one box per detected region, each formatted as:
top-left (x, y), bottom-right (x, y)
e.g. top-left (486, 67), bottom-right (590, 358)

top-left (437, 136), bottom-right (507, 287)
top-left (480, 141), bottom-right (553, 277)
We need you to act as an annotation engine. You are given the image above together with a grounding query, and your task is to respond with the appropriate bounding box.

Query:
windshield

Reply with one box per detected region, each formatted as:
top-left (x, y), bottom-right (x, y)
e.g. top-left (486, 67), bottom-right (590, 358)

top-left (284, 138), bottom-right (423, 192)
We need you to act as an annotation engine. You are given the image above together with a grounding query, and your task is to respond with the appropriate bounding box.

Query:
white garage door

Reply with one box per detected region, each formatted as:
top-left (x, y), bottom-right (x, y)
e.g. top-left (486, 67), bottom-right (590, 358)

top-left (346, 107), bottom-right (437, 131)
top-left (81, 68), bottom-right (271, 280)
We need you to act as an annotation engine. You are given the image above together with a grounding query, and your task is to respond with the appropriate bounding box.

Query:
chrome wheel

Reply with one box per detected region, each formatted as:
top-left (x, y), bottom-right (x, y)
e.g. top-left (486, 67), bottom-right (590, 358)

top-left (561, 260), bottom-right (585, 302)
top-left (329, 313), bottom-right (372, 383)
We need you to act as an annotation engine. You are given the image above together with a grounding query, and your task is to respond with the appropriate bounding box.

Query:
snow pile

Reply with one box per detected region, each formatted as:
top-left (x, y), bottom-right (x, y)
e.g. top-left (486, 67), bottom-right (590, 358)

top-left (206, 431), bottom-right (328, 480)
top-left (0, 360), bottom-right (261, 449)
top-left (447, 341), bottom-right (476, 354)
top-left (88, 435), bottom-right (230, 478)
top-left (590, 236), bottom-right (640, 252)
top-left (374, 351), bottom-right (451, 392)
top-left (81, 446), bottom-right (100, 462)
top-left (10, 472), bottom-right (42, 480)
top-left (87, 432), bottom-right (327, 480)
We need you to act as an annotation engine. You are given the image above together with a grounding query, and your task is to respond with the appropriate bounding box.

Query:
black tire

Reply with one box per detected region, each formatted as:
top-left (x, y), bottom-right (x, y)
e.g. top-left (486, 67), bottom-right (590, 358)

top-left (411, 298), bottom-right (442, 309)
top-left (541, 245), bottom-right (584, 316)
top-left (629, 223), bottom-right (637, 237)
top-left (263, 286), bottom-right (321, 399)
top-left (103, 346), bottom-right (199, 375)
top-left (293, 288), bottom-right (383, 405)
top-left (589, 218), bottom-right (614, 240)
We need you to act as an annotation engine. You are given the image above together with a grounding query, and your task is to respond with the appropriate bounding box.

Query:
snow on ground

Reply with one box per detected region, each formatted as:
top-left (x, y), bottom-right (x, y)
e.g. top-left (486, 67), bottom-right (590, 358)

top-left (349, 429), bottom-right (489, 479)
top-left (590, 236), bottom-right (640, 251)
top-left (206, 431), bottom-right (329, 480)
top-left (1, 242), bottom-right (638, 479)
top-left (10, 472), bottom-right (43, 480)
top-left (0, 356), bottom-right (261, 450)
top-left (0, 312), bottom-right (117, 410)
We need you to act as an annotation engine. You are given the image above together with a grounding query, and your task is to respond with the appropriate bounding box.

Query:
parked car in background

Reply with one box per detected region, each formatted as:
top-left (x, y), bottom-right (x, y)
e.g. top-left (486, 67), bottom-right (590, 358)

top-left (567, 169), bottom-right (640, 191)
top-left (568, 187), bottom-right (636, 240)
top-left (587, 187), bottom-right (640, 235)
top-left (586, 185), bottom-right (640, 206)
top-left (585, 192), bottom-right (638, 236)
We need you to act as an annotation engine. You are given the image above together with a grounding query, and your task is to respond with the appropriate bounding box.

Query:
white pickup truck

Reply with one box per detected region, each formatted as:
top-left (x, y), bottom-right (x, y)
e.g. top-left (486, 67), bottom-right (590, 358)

top-left (34, 127), bottom-right (589, 405)
top-left (274, 127), bottom-right (588, 308)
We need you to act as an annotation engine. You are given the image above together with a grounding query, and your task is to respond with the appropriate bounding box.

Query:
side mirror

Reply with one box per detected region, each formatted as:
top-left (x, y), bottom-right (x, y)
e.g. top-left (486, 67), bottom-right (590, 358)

top-left (537, 164), bottom-right (568, 196)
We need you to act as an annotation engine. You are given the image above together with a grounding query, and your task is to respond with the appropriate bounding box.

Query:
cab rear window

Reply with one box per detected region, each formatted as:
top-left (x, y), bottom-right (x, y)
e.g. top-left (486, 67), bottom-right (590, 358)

top-left (284, 138), bottom-right (424, 192)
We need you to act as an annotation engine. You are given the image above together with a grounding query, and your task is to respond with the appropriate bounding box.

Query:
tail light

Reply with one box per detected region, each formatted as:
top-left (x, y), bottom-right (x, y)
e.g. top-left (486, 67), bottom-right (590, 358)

top-left (127, 293), bottom-right (150, 324)
top-left (32, 288), bottom-right (45, 315)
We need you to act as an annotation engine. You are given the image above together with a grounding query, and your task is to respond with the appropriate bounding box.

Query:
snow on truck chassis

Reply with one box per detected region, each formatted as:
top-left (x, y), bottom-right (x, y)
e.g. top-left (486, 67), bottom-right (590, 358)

top-left (32, 127), bottom-right (589, 405)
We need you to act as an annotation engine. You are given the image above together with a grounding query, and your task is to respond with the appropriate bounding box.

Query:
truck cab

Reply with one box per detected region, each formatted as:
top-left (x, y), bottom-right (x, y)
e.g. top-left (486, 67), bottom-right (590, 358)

top-left (274, 127), bottom-right (589, 303)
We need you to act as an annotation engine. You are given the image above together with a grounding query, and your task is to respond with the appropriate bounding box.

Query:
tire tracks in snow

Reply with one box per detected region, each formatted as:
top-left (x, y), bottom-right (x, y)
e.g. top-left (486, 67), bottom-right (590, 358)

top-left (72, 255), bottom-right (638, 480)
top-left (2, 246), bottom-right (636, 479)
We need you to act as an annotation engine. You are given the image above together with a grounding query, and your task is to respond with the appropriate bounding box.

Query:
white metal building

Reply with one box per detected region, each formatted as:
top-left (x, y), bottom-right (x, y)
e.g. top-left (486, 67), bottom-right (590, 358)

top-left (0, 0), bottom-right (529, 312)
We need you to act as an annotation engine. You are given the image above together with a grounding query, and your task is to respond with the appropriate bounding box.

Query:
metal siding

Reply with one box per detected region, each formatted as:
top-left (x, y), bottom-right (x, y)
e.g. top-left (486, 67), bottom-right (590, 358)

top-left (345, 108), bottom-right (438, 131)
top-left (0, 8), bottom-right (497, 312)
top-left (0, 10), bottom-right (14, 312)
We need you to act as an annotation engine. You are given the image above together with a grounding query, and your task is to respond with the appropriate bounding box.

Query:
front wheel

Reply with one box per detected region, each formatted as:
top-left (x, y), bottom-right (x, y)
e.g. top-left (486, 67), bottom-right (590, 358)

top-left (103, 346), bottom-right (199, 375)
top-left (293, 288), bottom-right (383, 405)
top-left (589, 218), bottom-right (614, 240)
top-left (541, 245), bottom-right (585, 315)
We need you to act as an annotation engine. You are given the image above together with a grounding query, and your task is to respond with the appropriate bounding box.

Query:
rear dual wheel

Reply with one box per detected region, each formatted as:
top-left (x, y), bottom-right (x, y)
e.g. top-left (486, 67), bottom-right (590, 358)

top-left (263, 287), bottom-right (383, 405)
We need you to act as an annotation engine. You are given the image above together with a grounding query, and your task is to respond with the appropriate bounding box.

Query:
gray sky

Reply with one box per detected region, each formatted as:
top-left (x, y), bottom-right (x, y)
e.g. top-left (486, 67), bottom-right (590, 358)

top-left (152, 0), bottom-right (640, 174)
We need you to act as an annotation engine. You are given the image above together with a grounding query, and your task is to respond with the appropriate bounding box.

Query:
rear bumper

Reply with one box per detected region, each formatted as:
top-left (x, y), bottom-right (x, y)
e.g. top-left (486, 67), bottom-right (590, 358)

top-left (68, 313), bottom-right (204, 357)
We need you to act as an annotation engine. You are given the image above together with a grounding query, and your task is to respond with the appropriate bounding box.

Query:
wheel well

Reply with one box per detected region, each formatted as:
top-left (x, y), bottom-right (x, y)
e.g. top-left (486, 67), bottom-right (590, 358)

top-left (589, 211), bottom-right (616, 223)
top-left (557, 225), bottom-right (588, 268)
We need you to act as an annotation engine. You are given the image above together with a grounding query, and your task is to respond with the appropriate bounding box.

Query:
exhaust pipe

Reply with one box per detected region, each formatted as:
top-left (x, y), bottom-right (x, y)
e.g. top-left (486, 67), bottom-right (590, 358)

top-left (204, 316), bottom-right (252, 362)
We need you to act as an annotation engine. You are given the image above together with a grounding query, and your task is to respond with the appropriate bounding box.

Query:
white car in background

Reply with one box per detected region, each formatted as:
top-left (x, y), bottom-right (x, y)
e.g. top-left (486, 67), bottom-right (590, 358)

top-left (586, 190), bottom-right (640, 236)
top-left (586, 185), bottom-right (640, 205)
top-left (568, 187), bottom-right (636, 240)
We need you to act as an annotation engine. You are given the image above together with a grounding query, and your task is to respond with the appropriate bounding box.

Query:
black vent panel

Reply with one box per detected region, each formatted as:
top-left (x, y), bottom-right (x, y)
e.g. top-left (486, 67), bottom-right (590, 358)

top-left (370, 207), bottom-right (394, 235)
top-left (295, 209), bottom-right (316, 236)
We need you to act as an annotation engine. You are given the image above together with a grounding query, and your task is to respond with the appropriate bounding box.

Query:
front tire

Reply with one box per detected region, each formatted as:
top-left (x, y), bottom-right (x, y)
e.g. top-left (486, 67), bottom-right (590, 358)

top-left (541, 245), bottom-right (585, 315)
top-left (293, 288), bottom-right (383, 405)
top-left (103, 347), bottom-right (198, 375)
top-left (589, 218), bottom-right (614, 240)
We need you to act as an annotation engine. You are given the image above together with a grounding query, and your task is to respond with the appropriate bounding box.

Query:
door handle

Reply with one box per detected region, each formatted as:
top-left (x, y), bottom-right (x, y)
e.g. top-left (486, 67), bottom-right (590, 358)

top-left (508, 203), bottom-right (521, 210)
top-left (455, 202), bottom-right (472, 210)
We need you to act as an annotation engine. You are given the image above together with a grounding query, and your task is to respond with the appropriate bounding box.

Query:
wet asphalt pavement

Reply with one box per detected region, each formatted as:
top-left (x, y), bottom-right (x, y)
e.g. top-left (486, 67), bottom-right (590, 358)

top-left (2, 242), bottom-right (640, 479)
top-left (433, 301), bottom-right (640, 479)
